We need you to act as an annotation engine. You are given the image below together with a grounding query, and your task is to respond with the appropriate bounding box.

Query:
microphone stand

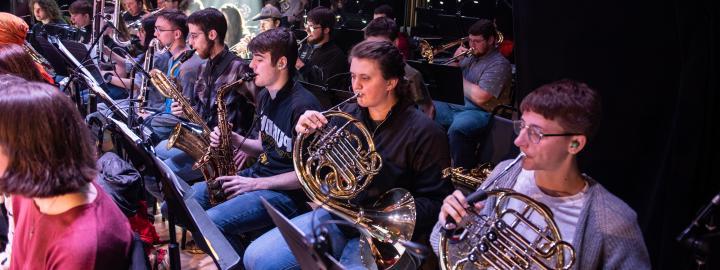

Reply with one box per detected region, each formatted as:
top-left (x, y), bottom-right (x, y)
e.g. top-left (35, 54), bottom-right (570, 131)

top-left (121, 52), bottom-right (153, 142)
top-left (677, 192), bottom-right (720, 270)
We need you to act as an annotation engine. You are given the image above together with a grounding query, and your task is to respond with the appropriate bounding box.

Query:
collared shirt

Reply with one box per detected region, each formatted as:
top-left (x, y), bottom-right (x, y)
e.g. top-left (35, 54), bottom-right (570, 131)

top-left (459, 49), bottom-right (511, 107)
top-left (193, 47), bottom-right (255, 132)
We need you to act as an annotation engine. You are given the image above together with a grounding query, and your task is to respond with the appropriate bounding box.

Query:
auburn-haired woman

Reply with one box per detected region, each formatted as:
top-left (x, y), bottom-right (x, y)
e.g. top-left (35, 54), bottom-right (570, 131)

top-left (0, 78), bottom-right (133, 269)
top-left (0, 43), bottom-right (47, 82)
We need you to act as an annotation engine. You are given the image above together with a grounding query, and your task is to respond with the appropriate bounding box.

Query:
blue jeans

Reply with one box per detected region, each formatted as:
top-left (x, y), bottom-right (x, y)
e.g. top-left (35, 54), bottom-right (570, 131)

top-left (434, 100), bottom-right (491, 168)
top-left (155, 140), bottom-right (203, 184)
top-left (191, 171), bottom-right (303, 253)
top-left (146, 114), bottom-right (179, 141)
top-left (244, 208), bottom-right (420, 270)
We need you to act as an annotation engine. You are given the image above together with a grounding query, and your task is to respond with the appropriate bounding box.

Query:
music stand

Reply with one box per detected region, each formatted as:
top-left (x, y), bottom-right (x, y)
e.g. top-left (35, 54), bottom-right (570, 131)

top-left (35, 36), bottom-right (72, 77)
top-left (407, 60), bottom-right (465, 105)
top-left (57, 38), bottom-right (104, 83)
top-left (260, 198), bottom-right (345, 270)
top-left (102, 117), bottom-right (241, 270)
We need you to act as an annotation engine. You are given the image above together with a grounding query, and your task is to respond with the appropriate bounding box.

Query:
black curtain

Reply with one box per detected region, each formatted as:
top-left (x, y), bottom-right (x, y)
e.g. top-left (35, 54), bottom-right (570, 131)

top-left (513, 0), bottom-right (719, 268)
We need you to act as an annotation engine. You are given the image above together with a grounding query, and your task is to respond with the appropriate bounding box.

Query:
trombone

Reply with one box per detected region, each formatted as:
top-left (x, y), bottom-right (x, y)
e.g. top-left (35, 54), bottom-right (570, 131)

top-left (441, 47), bottom-right (474, 65)
top-left (419, 37), bottom-right (468, 63)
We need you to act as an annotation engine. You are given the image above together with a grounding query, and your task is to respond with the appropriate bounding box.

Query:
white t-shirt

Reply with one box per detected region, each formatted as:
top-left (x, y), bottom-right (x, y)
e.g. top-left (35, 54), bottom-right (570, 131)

top-left (510, 169), bottom-right (588, 245)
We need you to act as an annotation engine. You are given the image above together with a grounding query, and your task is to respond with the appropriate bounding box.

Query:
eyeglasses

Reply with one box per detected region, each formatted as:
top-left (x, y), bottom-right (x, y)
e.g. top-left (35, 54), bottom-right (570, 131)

top-left (304, 24), bottom-right (322, 32)
top-left (513, 120), bottom-right (582, 144)
top-left (154, 26), bottom-right (177, 32)
top-left (188, 32), bottom-right (202, 40)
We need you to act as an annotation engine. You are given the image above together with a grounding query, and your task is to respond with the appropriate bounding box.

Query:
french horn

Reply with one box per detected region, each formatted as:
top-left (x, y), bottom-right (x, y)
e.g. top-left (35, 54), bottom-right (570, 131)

top-left (293, 95), bottom-right (416, 269)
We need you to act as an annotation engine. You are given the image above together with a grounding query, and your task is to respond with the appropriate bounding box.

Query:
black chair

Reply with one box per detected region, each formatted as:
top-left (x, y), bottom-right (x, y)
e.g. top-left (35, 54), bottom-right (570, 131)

top-left (476, 105), bottom-right (520, 165)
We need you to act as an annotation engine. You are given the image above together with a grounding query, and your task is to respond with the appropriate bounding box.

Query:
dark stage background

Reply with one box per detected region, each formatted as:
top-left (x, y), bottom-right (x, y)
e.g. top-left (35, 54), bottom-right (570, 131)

top-left (513, 0), bottom-right (719, 268)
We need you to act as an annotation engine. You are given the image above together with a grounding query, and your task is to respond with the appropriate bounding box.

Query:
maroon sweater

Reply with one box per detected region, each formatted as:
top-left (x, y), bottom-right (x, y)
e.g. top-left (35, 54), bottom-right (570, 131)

top-left (11, 182), bottom-right (132, 269)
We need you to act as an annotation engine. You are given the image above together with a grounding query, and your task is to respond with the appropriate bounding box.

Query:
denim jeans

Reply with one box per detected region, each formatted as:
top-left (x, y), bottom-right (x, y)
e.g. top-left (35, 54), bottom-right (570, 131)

top-left (191, 171), bottom-right (303, 253)
top-left (433, 100), bottom-right (491, 168)
top-left (146, 114), bottom-right (178, 141)
top-left (244, 208), bottom-right (420, 270)
top-left (155, 140), bottom-right (203, 184)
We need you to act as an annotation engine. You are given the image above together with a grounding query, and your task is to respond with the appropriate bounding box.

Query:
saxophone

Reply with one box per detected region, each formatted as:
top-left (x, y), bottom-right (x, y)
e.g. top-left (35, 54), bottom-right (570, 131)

top-left (148, 69), bottom-right (211, 136)
top-left (442, 163), bottom-right (495, 193)
top-left (196, 72), bottom-right (256, 205)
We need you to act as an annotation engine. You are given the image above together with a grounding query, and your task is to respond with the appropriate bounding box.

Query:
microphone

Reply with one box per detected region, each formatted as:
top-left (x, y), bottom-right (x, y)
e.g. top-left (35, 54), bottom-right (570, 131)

top-left (677, 192), bottom-right (720, 253)
top-left (116, 49), bottom-right (150, 77)
top-left (100, 18), bottom-right (121, 34)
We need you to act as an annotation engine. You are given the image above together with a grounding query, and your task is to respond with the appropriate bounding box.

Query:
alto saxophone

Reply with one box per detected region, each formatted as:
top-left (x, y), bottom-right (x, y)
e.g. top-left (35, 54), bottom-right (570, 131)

top-left (196, 72), bottom-right (257, 205)
top-left (442, 163), bottom-right (495, 192)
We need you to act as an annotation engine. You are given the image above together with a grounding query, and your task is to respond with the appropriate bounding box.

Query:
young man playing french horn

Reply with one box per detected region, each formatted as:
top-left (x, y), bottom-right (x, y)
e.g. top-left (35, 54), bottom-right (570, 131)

top-left (431, 80), bottom-right (651, 269)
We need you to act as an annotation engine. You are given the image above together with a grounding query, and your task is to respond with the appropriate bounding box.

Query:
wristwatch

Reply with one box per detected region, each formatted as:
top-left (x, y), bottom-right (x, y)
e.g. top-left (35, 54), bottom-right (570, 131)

top-left (103, 73), bottom-right (113, 83)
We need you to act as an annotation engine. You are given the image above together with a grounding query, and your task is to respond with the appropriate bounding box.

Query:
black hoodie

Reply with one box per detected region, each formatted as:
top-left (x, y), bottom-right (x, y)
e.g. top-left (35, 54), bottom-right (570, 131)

top-left (341, 99), bottom-right (454, 238)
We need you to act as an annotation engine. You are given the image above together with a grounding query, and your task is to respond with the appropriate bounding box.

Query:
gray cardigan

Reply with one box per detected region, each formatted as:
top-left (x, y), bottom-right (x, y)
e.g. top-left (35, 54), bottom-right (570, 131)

top-left (430, 159), bottom-right (651, 269)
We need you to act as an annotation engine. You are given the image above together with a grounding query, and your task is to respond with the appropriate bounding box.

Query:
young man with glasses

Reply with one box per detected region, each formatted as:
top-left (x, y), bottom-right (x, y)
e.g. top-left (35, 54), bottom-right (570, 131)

top-left (431, 79), bottom-right (651, 269)
top-left (157, 8), bottom-right (256, 185)
top-left (143, 9), bottom-right (205, 139)
top-left (434, 19), bottom-right (512, 168)
top-left (296, 6), bottom-right (350, 109)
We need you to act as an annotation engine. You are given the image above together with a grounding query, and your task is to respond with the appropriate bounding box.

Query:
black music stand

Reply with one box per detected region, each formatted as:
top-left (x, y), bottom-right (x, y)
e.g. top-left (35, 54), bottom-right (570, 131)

top-left (55, 38), bottom-right (104, 83)
top-left (260, 198), bottom-right (345, 270)
top-left (407, 60), bottom-right (465, 105)
top-left (101, 117), bottom-right (242, 270)
top-left (35, 36), bottom-right (72, 77)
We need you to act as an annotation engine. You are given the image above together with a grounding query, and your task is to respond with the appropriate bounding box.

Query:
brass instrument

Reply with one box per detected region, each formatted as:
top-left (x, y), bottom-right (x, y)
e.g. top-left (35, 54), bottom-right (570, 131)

top-left (168, 49), bottom-right (196, 78)
top-left (91, 0), bottom-right (131, 63)
top-left (419, 37), bottom-right (468, 63)
top-left (137, 38), bottom-right (166, 112)
top-left (196, 72), bottom-right (256, 205)
top-left (229, 34), bottom-right (254, 59)
top-left (149, 69), bottom-right (211, 136)
top-left (441, 48), bottom-right (474, 65)
top-left (442, 163), bottom-right (495, 192)
top-left (149, 69), bottom-right (223, 198)
top-left (496, 30), bottom-right (505, 48)
top-left (296, 34), bottom-right (309, 46)
top-left (127, 8), bottom-right (165, 31)
top-left (438, 170), bottom-right (576, 269)
top-left (293, 98), bottom-right (416, 269)
top-left (22, 41), bottom-right (55, 77)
